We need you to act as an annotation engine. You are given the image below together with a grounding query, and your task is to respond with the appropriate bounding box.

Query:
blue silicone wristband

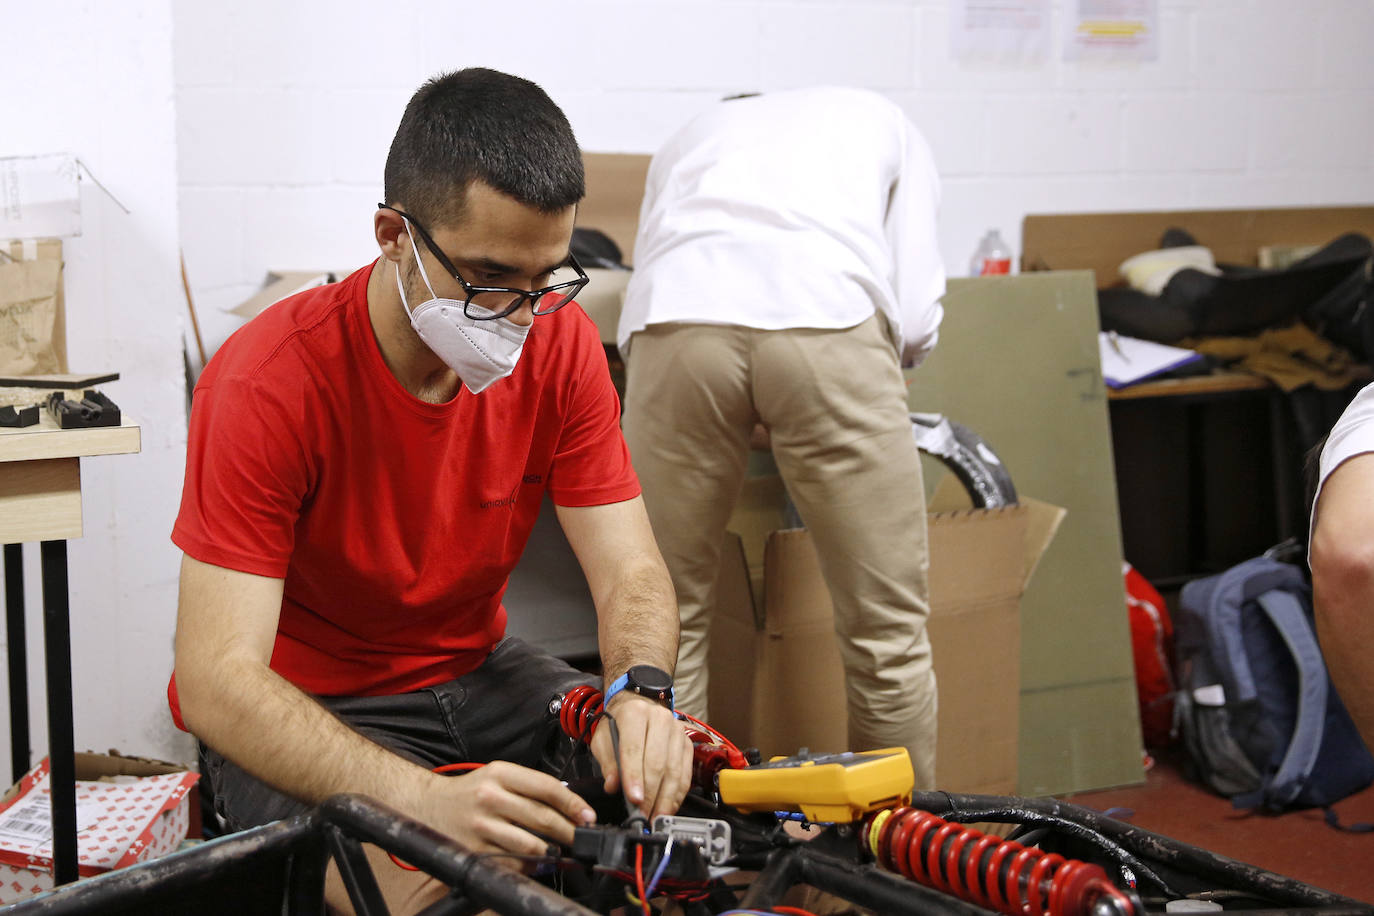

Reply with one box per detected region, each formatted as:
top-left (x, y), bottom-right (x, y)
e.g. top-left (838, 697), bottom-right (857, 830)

top-left (603, 672), bottom-right (674, 710)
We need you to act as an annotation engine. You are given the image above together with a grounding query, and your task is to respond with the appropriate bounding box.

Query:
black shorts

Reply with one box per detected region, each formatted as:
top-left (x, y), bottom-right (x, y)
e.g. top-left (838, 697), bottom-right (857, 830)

top-left (200, 637), bottom-right (599, 832)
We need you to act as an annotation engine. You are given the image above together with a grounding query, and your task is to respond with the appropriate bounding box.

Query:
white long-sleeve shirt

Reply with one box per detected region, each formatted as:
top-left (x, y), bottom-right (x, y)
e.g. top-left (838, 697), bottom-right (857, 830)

top-left (617, 87), bottom-right (945, 368)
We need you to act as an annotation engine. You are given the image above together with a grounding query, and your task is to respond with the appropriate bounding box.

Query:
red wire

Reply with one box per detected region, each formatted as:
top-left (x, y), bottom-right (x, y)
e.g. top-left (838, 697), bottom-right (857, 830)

top-left (635, 842), bottom-right (650, 915)
top-left (772, 907), bottom-right (821, 916)
top-left (432, 762), bottom-right (484, 774)
top-left (674, 710), bottom-right (742, 753)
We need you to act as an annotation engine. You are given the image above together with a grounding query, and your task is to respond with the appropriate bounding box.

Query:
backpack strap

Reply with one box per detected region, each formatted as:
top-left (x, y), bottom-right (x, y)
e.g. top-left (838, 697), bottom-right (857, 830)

top-left (1232, 589), bottom-right (1329, 809)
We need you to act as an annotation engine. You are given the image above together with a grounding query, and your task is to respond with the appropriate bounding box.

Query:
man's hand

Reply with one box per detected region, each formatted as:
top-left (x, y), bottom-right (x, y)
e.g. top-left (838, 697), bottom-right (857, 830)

top-left (425, 761), bottom-right (597, 860)
top-left (591, 693), bottom-right (693, 818)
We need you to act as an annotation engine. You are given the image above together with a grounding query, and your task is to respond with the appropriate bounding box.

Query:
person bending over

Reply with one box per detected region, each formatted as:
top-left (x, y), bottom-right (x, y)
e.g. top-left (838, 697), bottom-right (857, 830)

top-left (617, 88), bottom-right (945, 788)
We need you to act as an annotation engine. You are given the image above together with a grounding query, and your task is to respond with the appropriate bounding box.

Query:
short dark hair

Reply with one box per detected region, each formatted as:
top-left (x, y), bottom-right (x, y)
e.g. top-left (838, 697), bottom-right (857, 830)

top-left (383, 68), bottom-right (584, 227)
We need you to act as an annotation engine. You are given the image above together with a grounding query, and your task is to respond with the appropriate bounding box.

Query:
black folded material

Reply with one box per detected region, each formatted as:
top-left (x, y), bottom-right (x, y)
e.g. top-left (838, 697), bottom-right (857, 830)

top-left (1098, 231), bottom-right (1373, 345)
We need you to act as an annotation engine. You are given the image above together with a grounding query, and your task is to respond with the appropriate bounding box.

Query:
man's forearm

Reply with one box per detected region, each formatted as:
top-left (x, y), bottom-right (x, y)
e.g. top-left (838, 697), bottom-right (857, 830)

top-left (179, 658), bottom-right (435, 817)
top-left (596, 554), bottom-right (679, 683)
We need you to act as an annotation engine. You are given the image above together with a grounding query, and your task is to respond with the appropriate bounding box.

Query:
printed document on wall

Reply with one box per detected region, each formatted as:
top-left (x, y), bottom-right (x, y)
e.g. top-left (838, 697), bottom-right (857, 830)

top-left (0, 154), bottom-right (81, 239)
top-left (1065, 0), bottom-right (1158, 61)
top-left (950, 0), bottom-right (1051, 61)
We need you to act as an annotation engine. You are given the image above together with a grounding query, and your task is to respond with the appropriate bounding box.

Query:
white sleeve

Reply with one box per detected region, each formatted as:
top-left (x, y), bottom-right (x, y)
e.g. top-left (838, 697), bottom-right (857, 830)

top-left (1313, 381), bottom-right (1374, 531)
top-left (884, 114), bottom-right (946, 369)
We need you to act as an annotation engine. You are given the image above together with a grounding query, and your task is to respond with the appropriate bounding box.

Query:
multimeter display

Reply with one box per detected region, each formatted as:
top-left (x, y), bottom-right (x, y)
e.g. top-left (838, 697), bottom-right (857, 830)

top-left (717, 747), bottom-right (915, 824)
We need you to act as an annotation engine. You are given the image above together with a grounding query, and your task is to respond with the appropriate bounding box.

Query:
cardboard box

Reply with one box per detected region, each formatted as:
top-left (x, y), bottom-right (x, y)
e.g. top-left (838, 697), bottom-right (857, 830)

top-left (0, 753), bottom-right (199, 903)
top-left (707, 490), bottom-right (1064, 796)
top-left (230, 270), bottom-right (340, 321)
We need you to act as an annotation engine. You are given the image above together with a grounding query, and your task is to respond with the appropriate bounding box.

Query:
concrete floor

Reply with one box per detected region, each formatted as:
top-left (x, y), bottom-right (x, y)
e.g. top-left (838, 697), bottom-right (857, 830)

top-left (1063, 748), bottom-right (1374, 904)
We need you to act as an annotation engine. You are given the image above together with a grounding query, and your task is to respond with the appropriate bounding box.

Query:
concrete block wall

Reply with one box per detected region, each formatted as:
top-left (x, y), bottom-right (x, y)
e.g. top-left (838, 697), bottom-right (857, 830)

top-left (3, 1), bottom-right (191, 766)
top-left (0, 0), bottom-right (1366, 772)
top-left (176, 0), bottom-right (1374, 361)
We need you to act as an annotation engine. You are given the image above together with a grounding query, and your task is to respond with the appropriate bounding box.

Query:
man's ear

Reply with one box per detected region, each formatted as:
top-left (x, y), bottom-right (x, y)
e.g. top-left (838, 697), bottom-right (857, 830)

top-left (374, 207), bottom-right (409, 263)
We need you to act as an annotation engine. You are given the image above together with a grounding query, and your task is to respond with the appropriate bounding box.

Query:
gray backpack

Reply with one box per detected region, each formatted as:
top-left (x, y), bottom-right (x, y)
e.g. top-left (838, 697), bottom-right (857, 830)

top-left (1175, 555), bottom-right (1374, 816)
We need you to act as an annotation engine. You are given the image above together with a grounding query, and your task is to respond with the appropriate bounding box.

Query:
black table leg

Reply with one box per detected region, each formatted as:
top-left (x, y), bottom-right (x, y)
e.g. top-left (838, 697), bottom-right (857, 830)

top-left (4, 543), bottom-right (29, 785)
top-left (40, 540), bottom-right (77, 886)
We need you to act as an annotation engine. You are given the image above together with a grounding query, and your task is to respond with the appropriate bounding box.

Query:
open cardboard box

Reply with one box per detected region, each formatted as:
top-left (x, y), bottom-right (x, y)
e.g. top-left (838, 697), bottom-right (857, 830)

top-left (0, 752), bottom-right (199, 903)
top-left (706, 476), bottom-right (1065, 795)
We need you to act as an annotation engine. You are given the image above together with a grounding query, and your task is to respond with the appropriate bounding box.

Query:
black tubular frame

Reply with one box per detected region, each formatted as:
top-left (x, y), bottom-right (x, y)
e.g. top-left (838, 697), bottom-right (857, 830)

top-left (4, 791), bottom-right (1370, 915)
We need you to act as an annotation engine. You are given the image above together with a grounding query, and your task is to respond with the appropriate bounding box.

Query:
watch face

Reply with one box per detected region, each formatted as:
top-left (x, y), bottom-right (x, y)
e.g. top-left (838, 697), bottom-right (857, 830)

top-left (628, 664), bottom-right (673, 693)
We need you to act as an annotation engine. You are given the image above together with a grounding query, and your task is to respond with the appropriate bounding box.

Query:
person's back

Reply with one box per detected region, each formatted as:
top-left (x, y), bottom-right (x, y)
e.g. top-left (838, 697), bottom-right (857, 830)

top-left (619, 88), bottom-right (944, 788)
top-left (621, 88), bottom-right (944, 368)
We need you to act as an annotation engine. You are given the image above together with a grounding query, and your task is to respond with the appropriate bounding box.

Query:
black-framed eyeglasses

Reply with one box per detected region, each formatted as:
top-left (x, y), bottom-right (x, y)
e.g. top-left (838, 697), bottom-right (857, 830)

top-left (379, 204), bottom-right (589, 320)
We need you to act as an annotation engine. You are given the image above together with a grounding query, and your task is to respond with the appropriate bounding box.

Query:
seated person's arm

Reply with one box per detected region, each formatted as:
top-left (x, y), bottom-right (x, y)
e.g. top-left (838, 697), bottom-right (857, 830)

top-left (1310, 452), bottom-right (1374, 751)
top-left (557, 496), bottom-right (693, 818)
top-left (173, 554), bottom-right (595, 854)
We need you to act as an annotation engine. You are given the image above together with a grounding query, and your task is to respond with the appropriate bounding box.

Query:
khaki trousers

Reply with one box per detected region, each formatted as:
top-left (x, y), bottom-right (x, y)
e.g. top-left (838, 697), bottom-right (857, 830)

top-left (622, 315), bottom-right (937, 788)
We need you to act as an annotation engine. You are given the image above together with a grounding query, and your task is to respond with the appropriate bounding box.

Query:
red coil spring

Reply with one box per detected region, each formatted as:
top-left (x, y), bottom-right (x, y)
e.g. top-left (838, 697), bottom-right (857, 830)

top-left (559, 684), bottom-right (604, 743)
top-left (865, 807), bottom-right (1135, 916)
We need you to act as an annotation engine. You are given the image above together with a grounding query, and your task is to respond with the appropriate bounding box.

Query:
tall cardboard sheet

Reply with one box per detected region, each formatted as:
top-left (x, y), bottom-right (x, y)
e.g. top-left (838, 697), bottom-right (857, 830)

top-left (906, 271), bottom-right (1142, 795)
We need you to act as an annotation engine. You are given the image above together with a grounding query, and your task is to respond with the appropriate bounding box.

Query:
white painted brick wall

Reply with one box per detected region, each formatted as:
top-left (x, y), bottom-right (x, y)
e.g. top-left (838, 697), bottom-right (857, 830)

top-left (4, 0), bottom-right (1353, 772)
top-left (3, 0), bottom-right (192, 766)
top-left (175, 0), bottom-right (1374, 333)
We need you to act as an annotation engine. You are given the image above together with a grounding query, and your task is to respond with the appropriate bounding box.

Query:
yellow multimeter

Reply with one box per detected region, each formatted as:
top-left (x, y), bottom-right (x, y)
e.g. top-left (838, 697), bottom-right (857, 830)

top-left (716, 747), bottom-right (915, 823)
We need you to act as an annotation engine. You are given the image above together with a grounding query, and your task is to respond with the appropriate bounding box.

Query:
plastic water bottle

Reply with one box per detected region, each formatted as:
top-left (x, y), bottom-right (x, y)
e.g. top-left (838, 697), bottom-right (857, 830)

top-left (969, 229), bottom-right (1013, 277)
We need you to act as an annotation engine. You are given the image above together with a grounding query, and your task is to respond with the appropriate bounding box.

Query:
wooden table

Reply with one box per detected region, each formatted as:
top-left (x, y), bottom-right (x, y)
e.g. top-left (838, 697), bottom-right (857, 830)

top-left (0, 410), bottom-right (140, 885)
top-left (1105, 370), bottom-right (1271, 401)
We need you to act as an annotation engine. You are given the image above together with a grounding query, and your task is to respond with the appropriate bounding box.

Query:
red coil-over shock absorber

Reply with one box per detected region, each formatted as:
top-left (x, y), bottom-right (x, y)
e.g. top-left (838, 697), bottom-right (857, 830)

top-left (864, 807), bottom-right (1136, 916)
top-left (554, 686), bottom-right (749, 792)
top-left (558, 684), bottom-right (605, 743)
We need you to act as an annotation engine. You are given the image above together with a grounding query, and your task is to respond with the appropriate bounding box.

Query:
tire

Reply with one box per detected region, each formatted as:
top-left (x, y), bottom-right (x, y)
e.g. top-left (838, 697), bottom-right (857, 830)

top-left (909, 412), bottom-right (1018, 509)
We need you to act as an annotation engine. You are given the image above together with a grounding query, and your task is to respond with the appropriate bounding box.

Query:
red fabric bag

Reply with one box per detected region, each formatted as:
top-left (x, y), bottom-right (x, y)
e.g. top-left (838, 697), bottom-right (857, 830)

top-left (1125, 562), bottom-right (1177, 748)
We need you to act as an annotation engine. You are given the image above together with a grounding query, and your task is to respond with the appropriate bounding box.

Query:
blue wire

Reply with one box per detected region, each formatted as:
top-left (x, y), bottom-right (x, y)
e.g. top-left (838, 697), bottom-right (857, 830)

top-left (642, 835), bottom-right (674, 900)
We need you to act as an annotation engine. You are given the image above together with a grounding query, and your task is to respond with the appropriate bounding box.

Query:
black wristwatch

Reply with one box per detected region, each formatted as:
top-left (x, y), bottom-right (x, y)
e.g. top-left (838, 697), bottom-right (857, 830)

top-left (603, 664), bottom-right (675, 710)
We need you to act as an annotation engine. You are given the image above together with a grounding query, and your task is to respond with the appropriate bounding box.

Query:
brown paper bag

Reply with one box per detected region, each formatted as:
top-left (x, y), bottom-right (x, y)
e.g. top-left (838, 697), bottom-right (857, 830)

top-left (0, 238), bottom-right (67, 375)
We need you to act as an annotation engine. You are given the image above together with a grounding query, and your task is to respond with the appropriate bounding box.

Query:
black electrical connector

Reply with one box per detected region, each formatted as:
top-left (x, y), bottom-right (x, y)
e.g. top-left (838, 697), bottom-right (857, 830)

top-left (45, 389), bottom-right (121, 429)
top-left (0, 404), bottom-right (39, 428)
top-left (568, 824), bottom-right (711, 885)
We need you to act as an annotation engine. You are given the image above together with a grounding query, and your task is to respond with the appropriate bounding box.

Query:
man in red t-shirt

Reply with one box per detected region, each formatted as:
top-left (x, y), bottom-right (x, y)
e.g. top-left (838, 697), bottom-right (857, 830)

top-left (172, 68), bottom-right (691, 912)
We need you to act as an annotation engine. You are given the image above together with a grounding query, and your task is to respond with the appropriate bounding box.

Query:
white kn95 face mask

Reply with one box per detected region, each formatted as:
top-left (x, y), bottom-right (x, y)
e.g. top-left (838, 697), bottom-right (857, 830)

top-left (395, 221), bottom-right (530, 394)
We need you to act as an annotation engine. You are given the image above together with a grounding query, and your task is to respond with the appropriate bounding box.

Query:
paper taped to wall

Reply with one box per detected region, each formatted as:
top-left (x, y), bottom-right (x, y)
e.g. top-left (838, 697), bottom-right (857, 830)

top-left (0, 154), bottom-right (82, 240)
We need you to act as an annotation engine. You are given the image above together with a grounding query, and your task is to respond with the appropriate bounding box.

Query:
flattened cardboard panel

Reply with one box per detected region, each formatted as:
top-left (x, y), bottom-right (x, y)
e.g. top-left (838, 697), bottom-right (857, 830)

top-left (906, 271), bottom-right (1140, 795)
top-left (231, 271), bottom-right (335, 320)
top-left (1022, 206), bottom-right (1374, 286)
top-left (578, 268), bottom-right (631, 345)
top-left (1018, 678), bottom-right (1145, 796)
top-left (580, 154), bottom-right (652, 266)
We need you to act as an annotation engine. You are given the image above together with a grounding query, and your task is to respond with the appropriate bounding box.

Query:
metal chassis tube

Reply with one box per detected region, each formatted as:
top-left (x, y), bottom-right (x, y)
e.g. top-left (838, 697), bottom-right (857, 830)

top-left (319, 794), bottom-right (599, 916)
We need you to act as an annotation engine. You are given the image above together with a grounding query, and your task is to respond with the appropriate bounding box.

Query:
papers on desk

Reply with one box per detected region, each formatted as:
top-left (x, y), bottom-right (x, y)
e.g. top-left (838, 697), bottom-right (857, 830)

top-left (1099, 332), bottom-right (1204, 389)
